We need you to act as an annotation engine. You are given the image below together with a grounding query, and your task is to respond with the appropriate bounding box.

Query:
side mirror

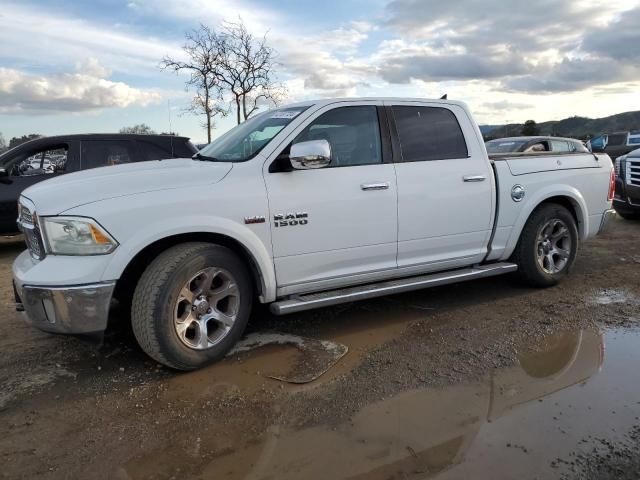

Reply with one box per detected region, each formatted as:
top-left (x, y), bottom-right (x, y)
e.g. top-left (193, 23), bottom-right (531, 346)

top-left (0, 168), bottom-right (7, 178)
top-left (290, 139), bottom-right (331, 170)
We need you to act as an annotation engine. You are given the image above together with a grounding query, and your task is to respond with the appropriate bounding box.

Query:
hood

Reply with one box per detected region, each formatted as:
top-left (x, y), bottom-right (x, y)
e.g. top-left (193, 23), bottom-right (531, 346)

top-left (22, 158), bottom-right (233, 215)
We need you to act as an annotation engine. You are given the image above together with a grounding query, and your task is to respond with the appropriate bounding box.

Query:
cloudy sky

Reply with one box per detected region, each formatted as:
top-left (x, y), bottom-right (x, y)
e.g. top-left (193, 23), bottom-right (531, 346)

top-left (0, 0), bottom-right (638, 143)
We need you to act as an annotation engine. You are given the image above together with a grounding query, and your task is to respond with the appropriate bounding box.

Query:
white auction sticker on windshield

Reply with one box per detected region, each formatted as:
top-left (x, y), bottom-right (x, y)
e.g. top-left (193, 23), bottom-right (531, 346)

top-left (271, 110), bottom-right (302, 119)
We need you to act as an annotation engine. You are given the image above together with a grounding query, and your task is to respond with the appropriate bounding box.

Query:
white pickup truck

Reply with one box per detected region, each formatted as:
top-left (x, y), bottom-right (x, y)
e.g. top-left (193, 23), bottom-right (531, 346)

top-left (13, 98), bottom-right (616, 370)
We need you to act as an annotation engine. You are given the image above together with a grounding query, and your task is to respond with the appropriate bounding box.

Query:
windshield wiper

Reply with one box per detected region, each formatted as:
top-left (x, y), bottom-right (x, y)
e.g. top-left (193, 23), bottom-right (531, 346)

top-left (192, 152), bottom-right (220, 162)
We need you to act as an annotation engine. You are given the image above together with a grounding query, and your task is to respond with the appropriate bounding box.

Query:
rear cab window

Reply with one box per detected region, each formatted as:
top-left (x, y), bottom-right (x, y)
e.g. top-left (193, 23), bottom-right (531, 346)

top-left (391, 106), bottom-right (468, 161)
top-left (551, 140), bottom-right (571, 153)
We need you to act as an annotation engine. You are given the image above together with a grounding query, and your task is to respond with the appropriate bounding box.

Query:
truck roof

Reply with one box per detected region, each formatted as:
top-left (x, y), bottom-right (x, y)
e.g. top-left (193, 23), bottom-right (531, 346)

top-left (488, 136), bottom-right (582, 143)
top-left (23, 133), bottom-right (190, 143)
top-left (282, 97), bottom-right (468, 109)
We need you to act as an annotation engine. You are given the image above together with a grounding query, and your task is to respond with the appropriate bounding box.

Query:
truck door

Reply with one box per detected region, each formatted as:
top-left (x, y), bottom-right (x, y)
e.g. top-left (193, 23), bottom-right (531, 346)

top-left (265, 102), bottom-right (398, 293)
top-left (387, 102), bottom-right (494, 271)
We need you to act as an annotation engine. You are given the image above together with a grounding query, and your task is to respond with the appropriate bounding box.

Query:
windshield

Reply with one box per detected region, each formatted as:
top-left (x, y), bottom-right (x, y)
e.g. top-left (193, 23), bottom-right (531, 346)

top-left (198, 106), bottom-right (311, 162)
top-left (485, 139), bottom-right (529, 153)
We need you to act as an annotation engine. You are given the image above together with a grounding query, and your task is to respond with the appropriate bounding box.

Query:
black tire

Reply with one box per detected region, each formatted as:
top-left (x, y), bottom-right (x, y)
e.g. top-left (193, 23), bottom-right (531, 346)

top-left (131, 242), bottom-right (253, 370)
top-left (512, 203), bottom-right (579, 288)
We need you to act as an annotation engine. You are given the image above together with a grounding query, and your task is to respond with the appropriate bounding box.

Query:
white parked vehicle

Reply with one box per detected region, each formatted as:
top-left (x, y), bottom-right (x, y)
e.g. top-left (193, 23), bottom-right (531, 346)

top-left (13, 98), bottom-right (616, 370)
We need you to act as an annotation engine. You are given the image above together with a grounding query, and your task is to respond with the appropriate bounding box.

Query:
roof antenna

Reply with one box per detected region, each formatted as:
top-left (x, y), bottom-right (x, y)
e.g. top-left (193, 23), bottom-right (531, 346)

top-left (440, 94), bottom-right (448, 100)
top-left (167, 99), bottom-right (174, 158)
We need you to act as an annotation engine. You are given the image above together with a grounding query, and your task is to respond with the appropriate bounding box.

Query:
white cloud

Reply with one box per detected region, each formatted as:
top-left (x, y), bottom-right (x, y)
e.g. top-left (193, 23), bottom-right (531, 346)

top-left (75, 58), bottom-right (112, 79)
top-left (380, 0), bottom-right (640, 93)
top-left (128, 0), bottom-right (279, 34)
top-left (274, 23), bottom-right (376, 100)
top-left (0, 61), bottom-right (161, 114)
top-left (0, 3), bottom-right (182, 75)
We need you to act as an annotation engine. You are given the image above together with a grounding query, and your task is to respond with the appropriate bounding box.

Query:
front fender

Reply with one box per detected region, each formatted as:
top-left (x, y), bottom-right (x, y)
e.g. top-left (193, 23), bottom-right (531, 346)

top-left (502, 185), bottom-right (588, 260)
top-left (99, 215), bottom-right (276, 302)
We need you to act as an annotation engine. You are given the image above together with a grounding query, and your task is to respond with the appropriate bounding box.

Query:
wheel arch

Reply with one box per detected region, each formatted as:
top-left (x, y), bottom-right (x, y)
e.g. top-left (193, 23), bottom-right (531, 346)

top-left (502, 187), bottom-right (588, 260)
top-left (109, 230), bottom-right (275, 307)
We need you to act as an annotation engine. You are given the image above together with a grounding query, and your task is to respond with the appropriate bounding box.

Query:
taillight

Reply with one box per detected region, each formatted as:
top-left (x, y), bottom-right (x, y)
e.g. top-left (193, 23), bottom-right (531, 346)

top-left (608, 168), bottom-right (615, 201)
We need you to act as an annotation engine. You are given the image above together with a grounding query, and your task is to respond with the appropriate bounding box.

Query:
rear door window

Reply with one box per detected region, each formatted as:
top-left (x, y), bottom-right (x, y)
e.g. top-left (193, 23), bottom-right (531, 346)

top-left (81, 140), bottom-right (138, 169)
top-left (392, 106), bottom-right (468, 162)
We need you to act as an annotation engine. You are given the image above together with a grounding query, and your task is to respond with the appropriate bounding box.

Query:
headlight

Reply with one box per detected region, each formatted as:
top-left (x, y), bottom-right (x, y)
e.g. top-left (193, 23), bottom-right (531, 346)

top-left (42, 217), bottom-right (118, 255)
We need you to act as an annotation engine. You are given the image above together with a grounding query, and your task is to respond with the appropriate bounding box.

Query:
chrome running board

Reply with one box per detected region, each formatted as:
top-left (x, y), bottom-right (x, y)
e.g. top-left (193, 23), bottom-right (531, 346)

top-left (270, 262), bottom-right (518, 315)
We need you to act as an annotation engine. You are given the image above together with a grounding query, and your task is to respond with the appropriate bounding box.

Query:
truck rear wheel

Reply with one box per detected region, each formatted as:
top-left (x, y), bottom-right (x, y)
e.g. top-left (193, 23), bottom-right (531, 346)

top-left (131, 242), bottom-right (253, 370)
top-left (512, 204), bottom-right (578, 288)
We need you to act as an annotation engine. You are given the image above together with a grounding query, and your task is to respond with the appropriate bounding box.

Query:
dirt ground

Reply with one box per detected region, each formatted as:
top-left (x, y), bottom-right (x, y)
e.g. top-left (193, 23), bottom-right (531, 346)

top-left (1, 217), bottom-right (639, 480)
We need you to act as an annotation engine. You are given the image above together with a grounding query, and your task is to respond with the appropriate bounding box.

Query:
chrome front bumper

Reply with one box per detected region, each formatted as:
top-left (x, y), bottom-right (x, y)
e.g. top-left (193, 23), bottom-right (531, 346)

top-left (598, 208), bottom-right (617, 234)
top-left (15, 282), bottom-right (115, 334)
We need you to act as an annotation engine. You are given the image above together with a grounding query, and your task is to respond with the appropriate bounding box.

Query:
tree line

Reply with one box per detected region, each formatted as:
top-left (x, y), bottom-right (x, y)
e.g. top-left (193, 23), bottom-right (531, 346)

top-left (0, 133), bottom-right (43, 152)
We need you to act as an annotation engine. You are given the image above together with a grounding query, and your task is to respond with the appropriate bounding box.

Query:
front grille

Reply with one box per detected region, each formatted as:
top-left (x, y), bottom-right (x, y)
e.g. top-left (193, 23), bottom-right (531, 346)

top-left (18, 201), bottom-right (45, 261)
top-left (627, 159), bottom-right (640, 186)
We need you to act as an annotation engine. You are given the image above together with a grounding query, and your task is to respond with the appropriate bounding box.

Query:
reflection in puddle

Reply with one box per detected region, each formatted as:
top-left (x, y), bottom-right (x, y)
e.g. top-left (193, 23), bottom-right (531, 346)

top-left (206, 330), bottom-right (603, 479)
top-left (122, 327), bottom-right (640, 479)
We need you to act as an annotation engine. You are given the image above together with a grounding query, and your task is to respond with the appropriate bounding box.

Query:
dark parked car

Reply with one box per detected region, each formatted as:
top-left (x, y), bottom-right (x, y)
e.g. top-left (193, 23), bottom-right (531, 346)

top-left (588, 131), bottom-right (640, 160)
top-left (613, 148), bottom-right (640, 219)
top-left (485, 136), bottom-right (589, 154)
top-left (0, 134), bottom-right (197, 234)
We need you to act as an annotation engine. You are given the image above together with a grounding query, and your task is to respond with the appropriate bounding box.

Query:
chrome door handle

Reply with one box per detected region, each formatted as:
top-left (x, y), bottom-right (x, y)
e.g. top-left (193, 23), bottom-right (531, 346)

top-left (463, 175), bottom-right (486, 182)
top-left (361, 182), bottom-right (389, 191)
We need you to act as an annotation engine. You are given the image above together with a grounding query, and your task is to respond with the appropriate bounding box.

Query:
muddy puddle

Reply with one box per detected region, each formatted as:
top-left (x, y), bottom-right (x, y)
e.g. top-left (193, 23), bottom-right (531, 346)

top-left (116, 326), bottom-right (640, 480)
top-left (157, 301), bottom-right (419, 403)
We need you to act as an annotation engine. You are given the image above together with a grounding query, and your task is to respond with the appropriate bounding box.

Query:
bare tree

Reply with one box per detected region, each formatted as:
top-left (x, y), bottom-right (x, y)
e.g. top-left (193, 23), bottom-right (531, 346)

top-left (214, 21), bottom-right (285, 124)
top-left (161, 25), bottom-right (227, 143)
top-left (119, 124), bottom-right (156, 135)
top-left (0, 133), bottom-right (6, 152)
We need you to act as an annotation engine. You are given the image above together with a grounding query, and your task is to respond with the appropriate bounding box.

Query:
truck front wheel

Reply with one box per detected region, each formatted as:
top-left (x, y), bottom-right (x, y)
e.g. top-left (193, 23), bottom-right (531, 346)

top-left (512, 204), bottom-right (578, 288)
top-left (131, 242), bottom-right (253, 370)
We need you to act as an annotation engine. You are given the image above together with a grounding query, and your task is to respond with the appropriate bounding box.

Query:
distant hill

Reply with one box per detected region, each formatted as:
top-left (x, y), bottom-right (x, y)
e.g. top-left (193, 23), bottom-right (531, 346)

top-left (481, 111), bottom-right (640, 141)
top-left (479, 125), bottom-right (501, 135)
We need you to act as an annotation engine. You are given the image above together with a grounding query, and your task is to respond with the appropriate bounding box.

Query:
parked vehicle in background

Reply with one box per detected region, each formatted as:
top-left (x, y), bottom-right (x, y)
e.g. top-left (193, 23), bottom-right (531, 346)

top-left (0, 134), bottom-right (197, 234)
top-left (485, 136), bottom-right (589, 154)
top-left (612, 147), bottom-right (640, 219)
top-left (588, 131), bottom-right (640, 159)
top-left (12, 98), bottom-right (615, 370)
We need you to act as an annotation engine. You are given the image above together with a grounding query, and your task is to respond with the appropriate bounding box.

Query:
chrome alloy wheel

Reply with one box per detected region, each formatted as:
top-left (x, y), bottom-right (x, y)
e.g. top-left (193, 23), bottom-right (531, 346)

top-left (536, 219), bottom-right (572, 274)
top-left (173, 267), bottom-right (240, 350)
